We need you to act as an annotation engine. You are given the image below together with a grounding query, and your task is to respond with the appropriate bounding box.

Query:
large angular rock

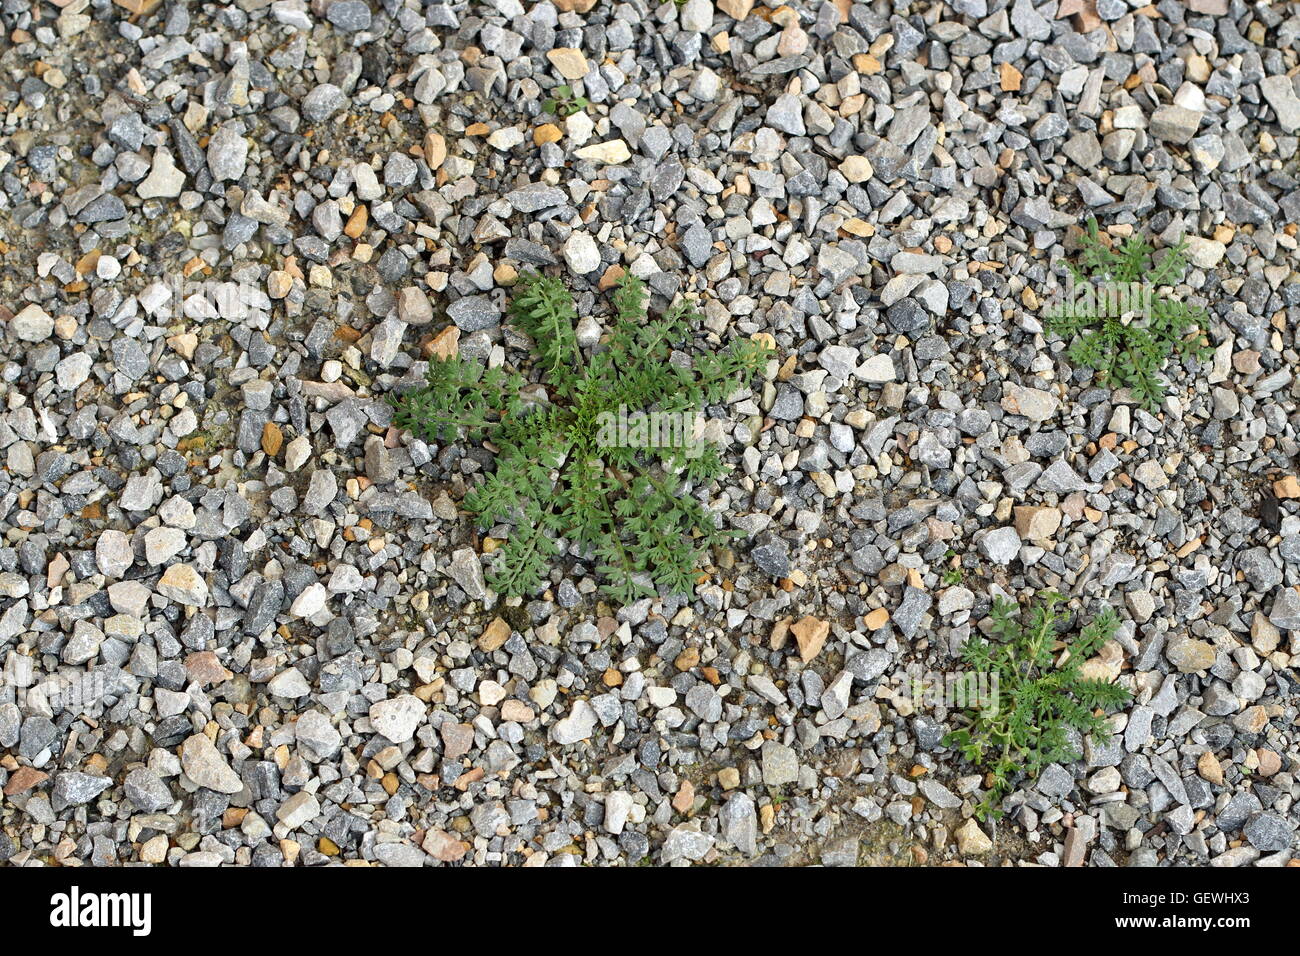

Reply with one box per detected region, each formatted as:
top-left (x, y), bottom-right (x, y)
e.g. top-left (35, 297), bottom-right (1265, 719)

top-left (369, 695), bottom-right (426, 743)
top-left (181, 733), bottom-right (244, 794)
top-left (551, 699), bottom-right (598, 744)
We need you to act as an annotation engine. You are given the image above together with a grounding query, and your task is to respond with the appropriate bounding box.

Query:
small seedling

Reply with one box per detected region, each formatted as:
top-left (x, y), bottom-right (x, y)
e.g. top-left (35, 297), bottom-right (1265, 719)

top-left (940, 549), bottom-right (964, 586)
top-left (542, 84), bottom-right (589, 118)
top-left (1043, 217), bottom-right (1212, 410)
top-left (943, 592), bottom-right (1132, 820)
top-left (391, 271), bottom-right (771, 603)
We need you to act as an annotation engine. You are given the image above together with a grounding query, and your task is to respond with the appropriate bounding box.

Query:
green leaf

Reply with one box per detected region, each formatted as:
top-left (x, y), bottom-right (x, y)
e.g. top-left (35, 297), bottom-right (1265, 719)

top-left (1048, 219), bottom-right (1210, 410)
top-left (946, 592), bottom-right (1132, 816)
top-left (391, 269), bottom-right (768, 604)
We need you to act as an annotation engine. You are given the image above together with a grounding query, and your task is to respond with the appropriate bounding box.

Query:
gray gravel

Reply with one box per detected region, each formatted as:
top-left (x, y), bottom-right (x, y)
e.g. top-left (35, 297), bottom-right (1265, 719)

top-left (0, 0), bottom-right (1297, 868)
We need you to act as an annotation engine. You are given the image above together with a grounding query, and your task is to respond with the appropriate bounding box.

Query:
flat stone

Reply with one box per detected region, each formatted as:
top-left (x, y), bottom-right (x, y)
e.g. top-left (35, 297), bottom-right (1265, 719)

top-left (719, 792), bottom-right (758, 855)
top-left (858, 353), bottom-right (896, 383)
top-left (138, 147), bottom-right (186, 199)
top-left (575, 140), bottom-right (632, 165)
top-left (10, 304), bottom-right (54, 342)
top-left (1185, 236), bottom-right (1226, 269)
top-left (207, 122), bottom-right (248, 182)
top-left (326, 0), bottom-right (371, 32)
top-left (302, 83), bottom-right (346, 123)
top-left (447, 295), bottom-right (500, 332)
top-left (1167, 636), bottom-right (1216, 673)
top-left (980, 526), bottom-right (1021, 564)
top-left (440, 722), bottom-right (475, 759)
top-left (95, 529), bottom-right (134, 578)
top-left (552, 699), bottom-right (598, 744)
top-left (1269, 587), bottom-right (1300, 629)
top-left (761, 740), bottom-right (799, 785)
top-left (55, 353), bottom-right (92, 390)
top-left (369, 695), bottom-right (426, 743)
top-left (1013, 505), bottom-right (1062, 540)
top-left (295, 710), bottom-right (342, 759)
top-left (846, 648), bottom-right (891, 684)
top-left (766, 94), bottom-right (805, 135)
top-left (267, 668), bottom-right (312, 698)
top-left (158, 563), bottom-right (208, 606)
top-left (546, 47), bottom-right (589, 80)
top-left (1002, 383), bottom-right (1058, 422)
top-left (1150, 105), bottom-right (1202, 145)
top-left (77, 194), bottom-right (126, 223)
top-left (1261, 75), bottom-right (1300, 134)
top-left (1242, 812), bottom-right (1293, 852)
top-left (277, 791), bottom-right (321, 829)
top-left (661, 825), bottom-right (714, 862)
top-left (919, 778), bottom-right (961, 809)
top-left (892, 587), bottom-right (932, 638)
top-left (447, 548), bottom-right (486, 599)
top-left (52, 772), bottom-right (112, 810)
top-left (750, 534), bottom-right (790, 577)
top-left (181, 733), bottom-right (244, 794)
top-left (563, 232), bottom-right (601, 274)
top-left (144, 526), bottom-right (187, 565)
top-left (956, 819), bottom-right (993, 854)
top-left (679, 0), bottom-right (713, 32)
top-left (370, 316), bottom-right (407, 368)
top-left (791, 615), bottom-right (830, 662)
top-left (504, 182), bottom-right (567, 213)
top-left (123, 768), bottom-right (173, 812)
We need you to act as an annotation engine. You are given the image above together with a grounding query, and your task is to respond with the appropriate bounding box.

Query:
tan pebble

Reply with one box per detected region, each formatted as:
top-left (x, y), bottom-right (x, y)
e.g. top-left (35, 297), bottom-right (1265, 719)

top-left (140, 835), bottom-right (169, 864)
top-left (344, 205), bottom-right (367, 239)
top-left (1257, 749), bottom-right (1282, 777)
top-left (422, 131), bottom-right (447, 169)
top-left (478, 616), bottom-right (511, 652)
top-left (501, 700), bottom-right (535, 723)
top-left (839, 155), bottom-right (873, 183)
top-left (717, 0), bottom-right (755, 19)
top-left (260, 422), bottom-right (283, 457)
top-left (1198, 750), bottom-right (1224, 786)
top-left (533, 123), bottom-right (563, 145)
top-left (598, 264), bottom-right (625, 291)
top-left (864, 607), bottom-right (890, 630)
top-left (426, 326), bottom-right (460, 361)
top-left (791, 615), bottom-right (830, 662)
top-left (955, 819), bottom-right (992, 855)
top-left (546, 48), bottom-right (590, 80)
top-left (1273, 475), bottom-right (1300, 498)
top-left (267, 270), bottom-right (293, 299)
top-left (674, 647), bottom-right (700, 671)
top-left (671, 780), bottom-right (695, 813)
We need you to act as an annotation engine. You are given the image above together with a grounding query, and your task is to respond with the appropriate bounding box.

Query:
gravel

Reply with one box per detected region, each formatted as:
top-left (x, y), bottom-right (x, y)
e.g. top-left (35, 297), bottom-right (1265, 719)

top-left (0, 0), bottom-right (1297, 871)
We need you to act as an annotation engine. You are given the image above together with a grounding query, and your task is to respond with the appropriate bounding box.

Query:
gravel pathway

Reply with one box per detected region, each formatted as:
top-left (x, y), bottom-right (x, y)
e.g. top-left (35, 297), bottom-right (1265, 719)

top-left (0, 0), bottom-right (1296, 867)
